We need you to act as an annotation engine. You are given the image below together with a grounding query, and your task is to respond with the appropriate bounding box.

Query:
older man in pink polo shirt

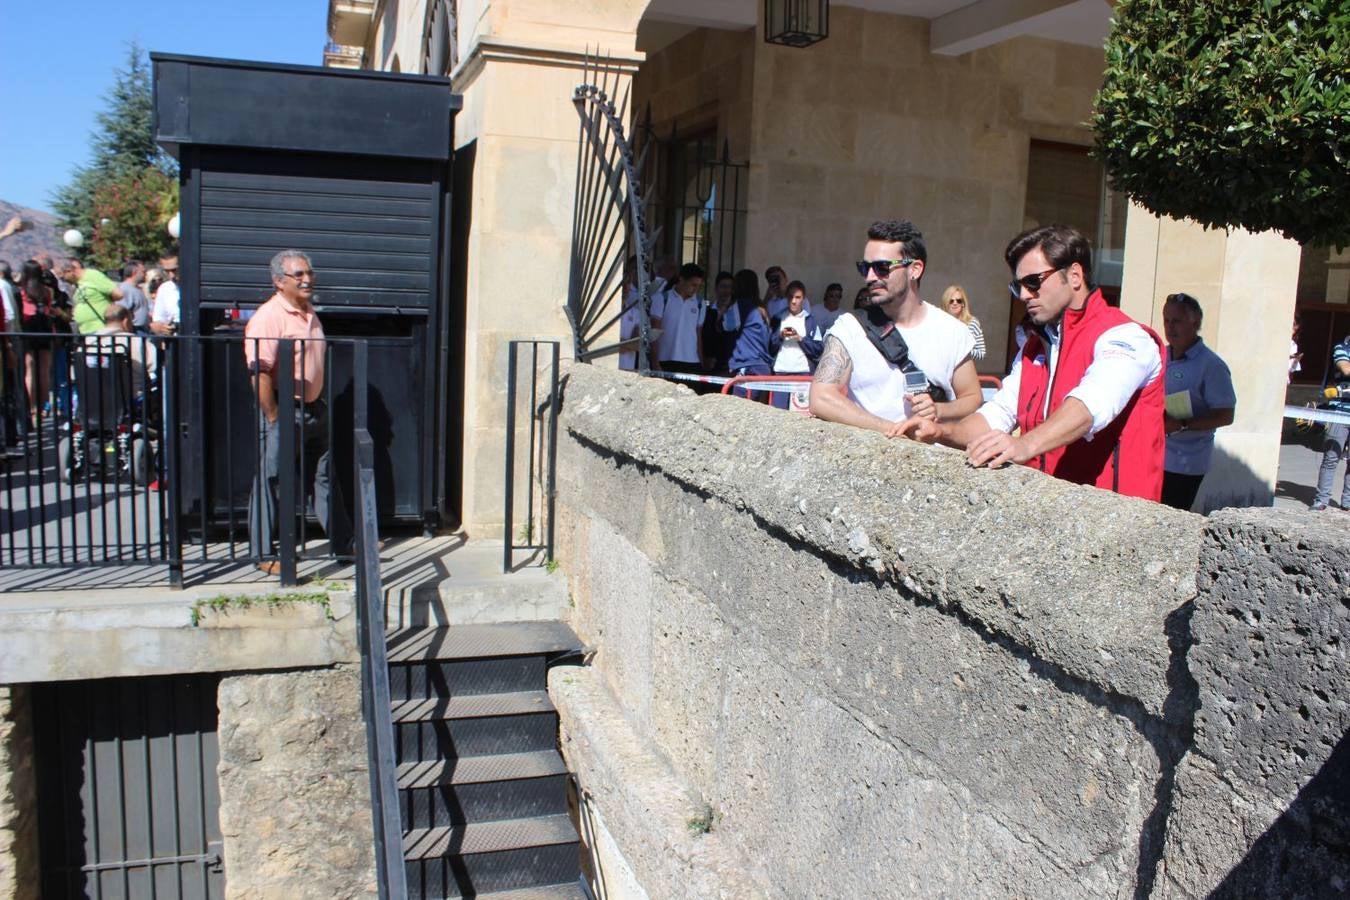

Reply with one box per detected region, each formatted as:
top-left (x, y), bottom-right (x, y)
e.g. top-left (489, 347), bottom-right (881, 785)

top-left (244, 249), bottom-right (349, 574)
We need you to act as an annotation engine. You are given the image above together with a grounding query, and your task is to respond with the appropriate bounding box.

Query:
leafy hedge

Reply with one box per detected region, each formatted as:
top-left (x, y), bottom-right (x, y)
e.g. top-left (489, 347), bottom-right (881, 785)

top-left (1092, 0), bottom-right (1349, 247)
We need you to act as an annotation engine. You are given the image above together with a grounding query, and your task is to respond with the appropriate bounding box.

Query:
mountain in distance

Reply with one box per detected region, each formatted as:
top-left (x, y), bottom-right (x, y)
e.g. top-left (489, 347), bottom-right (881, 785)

top-left (0, 200), bottom-right (66, 271)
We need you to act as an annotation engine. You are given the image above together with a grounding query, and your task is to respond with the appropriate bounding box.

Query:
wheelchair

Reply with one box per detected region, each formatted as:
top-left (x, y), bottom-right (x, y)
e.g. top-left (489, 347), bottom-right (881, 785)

top-left (57, 341), bottom-right (154, 485)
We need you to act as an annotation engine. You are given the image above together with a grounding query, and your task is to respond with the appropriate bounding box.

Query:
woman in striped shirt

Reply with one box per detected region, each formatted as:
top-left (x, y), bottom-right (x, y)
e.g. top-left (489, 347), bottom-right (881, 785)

top-left (942, 284), bottom-right (985, 361)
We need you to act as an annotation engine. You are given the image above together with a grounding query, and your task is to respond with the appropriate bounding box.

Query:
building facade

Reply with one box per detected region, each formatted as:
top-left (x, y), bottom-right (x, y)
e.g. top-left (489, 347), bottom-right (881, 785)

top-left (327, 0), bottom-right (1306, 522)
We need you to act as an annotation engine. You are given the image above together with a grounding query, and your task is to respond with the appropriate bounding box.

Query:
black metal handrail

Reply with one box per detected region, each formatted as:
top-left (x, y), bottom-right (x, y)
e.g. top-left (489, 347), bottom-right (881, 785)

top-left (0, 331), bottom-right (368, 588)
top-left (503, 340), bottom-right (560, 573)
top-left (351, 341), bottom-right (407, 900)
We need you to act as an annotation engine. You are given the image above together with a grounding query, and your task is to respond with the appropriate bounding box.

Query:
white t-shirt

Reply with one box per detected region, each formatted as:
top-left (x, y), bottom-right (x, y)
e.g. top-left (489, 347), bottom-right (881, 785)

top-left (152, 280), bottom-right (180, 326)
top-left (826, 302), bottom-right (975, 421)
top-left (619, 285), bottom-right (642, 371)
top-left (774, 312), bottom-right (810, 373)
top-left (650, 288), bottom-right (705, 364)
top-left (0, 280), bottom-right (17, 331)
top-left (978, 321), bottom-right (1162, 438)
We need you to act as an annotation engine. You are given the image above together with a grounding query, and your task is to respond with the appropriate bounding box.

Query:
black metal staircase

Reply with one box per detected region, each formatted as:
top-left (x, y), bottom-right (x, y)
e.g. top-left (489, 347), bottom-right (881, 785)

top-left (386, 622), bottom-right (586, 898)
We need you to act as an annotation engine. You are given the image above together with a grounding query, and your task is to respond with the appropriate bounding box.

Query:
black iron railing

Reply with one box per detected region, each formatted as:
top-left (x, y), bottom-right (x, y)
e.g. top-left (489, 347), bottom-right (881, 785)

top-left (0, 331), bottom-right (370, 588)
top-left (503, 340), bottom-right (560, 573)
top-left (351, 342), bottom-right (407, 900)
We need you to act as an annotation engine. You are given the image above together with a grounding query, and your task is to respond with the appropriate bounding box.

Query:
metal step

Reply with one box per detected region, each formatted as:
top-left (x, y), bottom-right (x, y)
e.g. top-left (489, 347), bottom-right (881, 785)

top-left (396, 711), bottom-right (558, 761)
top-left (392, 690), bottom-right (553, 724)
top-left (398, 751), bottom-right (569, 790)
top-left (391, 656), bottom-right (548, 702)
top-left (477, 882), bottom-right (588, 899)
top-left (387, 622), bottom-right (582, 664)
top-left (405, 842), bottom-right (582, 899)
top-left (401, 774), bottom-right (569, 829)
top-left (404, 812), bottom-right (577, 859)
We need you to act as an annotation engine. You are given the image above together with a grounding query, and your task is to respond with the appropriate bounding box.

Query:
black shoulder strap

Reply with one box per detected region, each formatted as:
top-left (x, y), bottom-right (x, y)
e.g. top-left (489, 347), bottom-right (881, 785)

top-left (848, 307), bottom-right (948, 401)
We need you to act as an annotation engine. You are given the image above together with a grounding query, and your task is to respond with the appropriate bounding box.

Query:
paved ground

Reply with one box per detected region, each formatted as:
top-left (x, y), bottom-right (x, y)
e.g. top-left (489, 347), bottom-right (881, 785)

top-left (1275, 419), bottom-right (1347, 512)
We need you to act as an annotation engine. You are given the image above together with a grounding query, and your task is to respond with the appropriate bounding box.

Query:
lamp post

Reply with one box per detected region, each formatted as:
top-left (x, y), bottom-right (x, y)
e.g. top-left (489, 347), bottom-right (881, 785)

top-left (63, 229), bottom-right (84, 249)
top-left (167, 213), bottom-right (181, 240)
top-left (764, 0), bottom-right (829, 48)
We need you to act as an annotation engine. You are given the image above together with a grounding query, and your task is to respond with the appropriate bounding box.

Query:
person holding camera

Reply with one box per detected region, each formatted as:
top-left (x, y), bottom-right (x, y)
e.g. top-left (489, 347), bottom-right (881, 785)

top-left (900, 224), bottom-right (1166, 501)
top-left (809, 219), bottom-right (982, 432)
top-left (1311, 334), bottom-right (1350, 512)
top-left (1158, 293), bottom-right (1235, 510)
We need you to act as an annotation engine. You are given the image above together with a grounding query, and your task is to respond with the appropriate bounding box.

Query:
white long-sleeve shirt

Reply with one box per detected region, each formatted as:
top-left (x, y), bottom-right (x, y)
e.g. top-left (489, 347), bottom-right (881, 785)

top-left (978, 320), bottom-right (1162, 439)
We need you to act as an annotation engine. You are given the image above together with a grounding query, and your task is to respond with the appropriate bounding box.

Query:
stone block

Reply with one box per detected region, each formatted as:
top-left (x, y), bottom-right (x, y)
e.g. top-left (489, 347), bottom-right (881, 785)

top-left (217, 665), bottom-right (377, 900)
top-left (0, 686), bottom-right (38, 900)
top-left (1190, 508), bottom-right (1350, 798)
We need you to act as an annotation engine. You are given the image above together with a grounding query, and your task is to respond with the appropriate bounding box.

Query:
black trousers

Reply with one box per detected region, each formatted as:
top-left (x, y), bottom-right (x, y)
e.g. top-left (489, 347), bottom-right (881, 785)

top-left (1161, 471), bottom-right (1205, 511)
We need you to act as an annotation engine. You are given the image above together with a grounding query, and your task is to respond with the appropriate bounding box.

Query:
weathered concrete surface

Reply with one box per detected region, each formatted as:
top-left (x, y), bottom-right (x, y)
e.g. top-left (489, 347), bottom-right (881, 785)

top-left (560, 365), bottom-right (1200, 717)
top-left (551, 665), bottom-right (774, 899)
top-left (0, 687), bottom-right (38, 900)
top-left (554, 365), bottom-right (1200, 897)
top-left (1159, 509), bottom-right (1350, 898)
top-left (0, 587), bottom-right (359, 683)
top-left (217, 665), bottom-right (377, 900)
top-left (552, 365), bottom-right (1349, 898)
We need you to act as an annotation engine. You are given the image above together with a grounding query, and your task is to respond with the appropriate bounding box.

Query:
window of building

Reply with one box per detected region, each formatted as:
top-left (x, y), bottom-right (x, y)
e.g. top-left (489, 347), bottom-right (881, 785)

top-left (1293, 244), bottom-right (1350, 384)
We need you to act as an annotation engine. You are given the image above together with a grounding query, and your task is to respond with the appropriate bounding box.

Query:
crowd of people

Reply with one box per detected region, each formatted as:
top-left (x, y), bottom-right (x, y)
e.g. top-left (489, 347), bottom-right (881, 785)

top-left (617, 219), bottom-right (1339, 513)
top-left (0, 250), bottom-right (180, 454)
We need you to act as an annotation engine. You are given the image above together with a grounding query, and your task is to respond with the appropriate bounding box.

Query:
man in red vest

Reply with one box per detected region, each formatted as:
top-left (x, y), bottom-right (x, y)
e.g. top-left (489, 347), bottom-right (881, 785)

top-left (900, 224), bottom-right (1166, 501)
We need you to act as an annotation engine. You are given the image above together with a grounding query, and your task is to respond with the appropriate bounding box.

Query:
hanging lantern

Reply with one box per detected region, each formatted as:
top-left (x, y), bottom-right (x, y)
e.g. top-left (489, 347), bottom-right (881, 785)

top-left (764, 0), bottom-right (828, 48)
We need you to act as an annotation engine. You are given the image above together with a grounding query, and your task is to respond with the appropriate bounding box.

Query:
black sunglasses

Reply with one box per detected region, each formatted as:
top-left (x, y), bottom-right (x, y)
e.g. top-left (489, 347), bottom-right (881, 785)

top-left (1007, 267), bottom-right (1061, 299)
top-left (856, 258), bottom-right (915, 278)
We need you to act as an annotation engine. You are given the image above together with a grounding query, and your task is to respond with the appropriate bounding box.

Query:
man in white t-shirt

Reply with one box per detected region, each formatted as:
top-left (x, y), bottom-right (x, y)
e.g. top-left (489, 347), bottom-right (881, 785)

top-left (151, 253), bottom-right (181, 335)
top-left (650, 263), bottom-right (706, 375)
top-left (809, 220), bottom-right (982, 432)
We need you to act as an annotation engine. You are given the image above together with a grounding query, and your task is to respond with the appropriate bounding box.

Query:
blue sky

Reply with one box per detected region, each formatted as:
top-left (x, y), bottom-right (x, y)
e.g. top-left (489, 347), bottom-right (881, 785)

top-left (0, 0), bottom-right (328, 213)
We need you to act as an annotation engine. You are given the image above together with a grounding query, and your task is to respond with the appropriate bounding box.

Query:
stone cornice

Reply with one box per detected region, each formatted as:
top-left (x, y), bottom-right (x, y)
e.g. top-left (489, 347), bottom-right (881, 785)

top-left (451, 36), bottom-right (645, 93)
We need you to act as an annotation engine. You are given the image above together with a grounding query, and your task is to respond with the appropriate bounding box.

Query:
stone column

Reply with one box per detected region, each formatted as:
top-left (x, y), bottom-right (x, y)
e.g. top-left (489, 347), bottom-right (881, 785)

top-left (450, 0), bottom-right (648, 535)
top-left (0, 686), bottom-right (38, 900)
top-left (1120, 204), bottom-right (1302, 511)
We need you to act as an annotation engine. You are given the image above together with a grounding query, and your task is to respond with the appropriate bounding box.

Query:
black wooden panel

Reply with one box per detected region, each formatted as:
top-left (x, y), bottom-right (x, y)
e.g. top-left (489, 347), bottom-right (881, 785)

top-left (200, 188), bottom-right (433, 218)
top-left (200, 265), bottom-right (429, 292)
top-left (200, 208), bottom-right (432, 235)
top-left (201, 169), bottom-right (432, 198)
top-left (202, 245), bottom-right (430, 273)
top-left (151, 54), bottom-right (458, 161)
top-left (199, 228), bottom-right (431, 257)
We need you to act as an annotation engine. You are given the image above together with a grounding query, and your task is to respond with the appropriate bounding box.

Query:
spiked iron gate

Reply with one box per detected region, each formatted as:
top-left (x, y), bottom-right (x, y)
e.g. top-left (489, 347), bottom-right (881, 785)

top-left (566, 58), bottom-right (658, 371)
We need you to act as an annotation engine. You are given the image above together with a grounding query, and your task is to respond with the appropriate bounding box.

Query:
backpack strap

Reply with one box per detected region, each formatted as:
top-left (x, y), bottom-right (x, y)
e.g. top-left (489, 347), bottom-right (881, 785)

top-left (848, 307), bottom-right (948, 401)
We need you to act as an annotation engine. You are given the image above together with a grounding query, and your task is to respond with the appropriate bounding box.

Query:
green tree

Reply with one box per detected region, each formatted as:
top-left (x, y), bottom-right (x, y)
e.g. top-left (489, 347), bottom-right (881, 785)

top-left (51, 42), bottom-right (178, 252)
top-left (1092, 0), bottom-right (1350, 247)
top-left (86, 169), bottom-right (179, 270)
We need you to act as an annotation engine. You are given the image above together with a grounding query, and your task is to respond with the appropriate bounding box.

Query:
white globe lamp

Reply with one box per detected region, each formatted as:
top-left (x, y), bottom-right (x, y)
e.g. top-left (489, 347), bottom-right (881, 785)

top-left (63, 229), bottom-right (84, 249)
top-left (167, 213), bottom-right (180, 240)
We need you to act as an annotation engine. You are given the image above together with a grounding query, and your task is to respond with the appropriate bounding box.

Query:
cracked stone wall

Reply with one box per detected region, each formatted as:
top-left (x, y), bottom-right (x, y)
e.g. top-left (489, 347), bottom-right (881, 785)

top-left (552, 364), bottom-right (1348, 898)
top-left (0, 687), bottom-right (38, 900)
top-left (216, 665), bottom-right (377, 900)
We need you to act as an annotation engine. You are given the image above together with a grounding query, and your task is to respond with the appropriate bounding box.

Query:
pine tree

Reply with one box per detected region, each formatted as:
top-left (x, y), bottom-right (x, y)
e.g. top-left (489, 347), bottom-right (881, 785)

top-left (51, 42), bottom-right (178, 252)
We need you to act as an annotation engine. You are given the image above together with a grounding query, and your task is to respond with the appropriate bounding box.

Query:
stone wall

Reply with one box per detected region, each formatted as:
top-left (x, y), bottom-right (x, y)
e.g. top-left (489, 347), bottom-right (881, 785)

top-left (552, 364), bottom-right (1349, 898)
top-left (217, 665), bottom-right (377, 900)
top-left (0, 687), bottom-right (37, 900)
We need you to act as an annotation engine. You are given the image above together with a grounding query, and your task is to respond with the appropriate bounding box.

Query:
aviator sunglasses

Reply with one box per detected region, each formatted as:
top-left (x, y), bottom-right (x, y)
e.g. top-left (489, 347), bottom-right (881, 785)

top-left (856, 258), bottom-right (916, 278)
top-left (1007, 267), bottom-right (1061, 299)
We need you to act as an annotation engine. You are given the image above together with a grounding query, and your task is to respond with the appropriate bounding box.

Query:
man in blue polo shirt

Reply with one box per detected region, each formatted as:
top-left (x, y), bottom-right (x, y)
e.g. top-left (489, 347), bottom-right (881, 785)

top-left (1160, 293), bottom-right (1236, 510)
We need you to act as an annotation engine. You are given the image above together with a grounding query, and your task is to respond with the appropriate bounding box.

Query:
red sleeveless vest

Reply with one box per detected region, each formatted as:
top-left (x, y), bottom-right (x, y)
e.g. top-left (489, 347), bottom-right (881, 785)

top-left (1016, 290), bottom-right (1165, 501)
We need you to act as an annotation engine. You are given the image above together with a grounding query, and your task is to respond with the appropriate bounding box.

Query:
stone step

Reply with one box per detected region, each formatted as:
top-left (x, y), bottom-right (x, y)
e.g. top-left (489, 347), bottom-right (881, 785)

top-left (391, 690), bottom-right (553, 724)
top-left (387, 622), bottom-right (582, 664)
top-left (398, 751), bottom-right (568, 789)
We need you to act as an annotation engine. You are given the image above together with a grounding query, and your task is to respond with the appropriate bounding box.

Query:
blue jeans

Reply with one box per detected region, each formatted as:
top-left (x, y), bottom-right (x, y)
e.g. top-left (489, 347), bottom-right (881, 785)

top-left (1313, 423), bottom-right (1349, 508)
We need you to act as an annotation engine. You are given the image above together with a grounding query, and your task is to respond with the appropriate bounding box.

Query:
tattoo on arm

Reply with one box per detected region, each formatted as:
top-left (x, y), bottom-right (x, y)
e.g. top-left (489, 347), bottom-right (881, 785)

top-left (814, 336), bottom-right (851, 384)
